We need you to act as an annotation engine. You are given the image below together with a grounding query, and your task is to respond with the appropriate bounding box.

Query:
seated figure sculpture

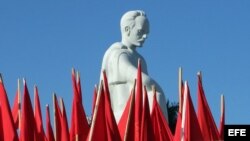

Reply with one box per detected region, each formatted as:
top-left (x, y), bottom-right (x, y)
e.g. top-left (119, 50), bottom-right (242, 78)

top-left (101, 10), bottom-right (168, 123)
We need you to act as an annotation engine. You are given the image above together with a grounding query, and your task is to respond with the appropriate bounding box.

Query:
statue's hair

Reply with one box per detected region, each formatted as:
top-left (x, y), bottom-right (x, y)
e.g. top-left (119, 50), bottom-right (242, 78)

top-left (120, 10), bottom-right (147, 33)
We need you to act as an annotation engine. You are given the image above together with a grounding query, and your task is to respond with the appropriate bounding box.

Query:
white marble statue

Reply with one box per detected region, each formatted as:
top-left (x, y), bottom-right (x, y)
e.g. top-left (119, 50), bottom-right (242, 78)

top-left (100, 10), bottom-right (168, 123)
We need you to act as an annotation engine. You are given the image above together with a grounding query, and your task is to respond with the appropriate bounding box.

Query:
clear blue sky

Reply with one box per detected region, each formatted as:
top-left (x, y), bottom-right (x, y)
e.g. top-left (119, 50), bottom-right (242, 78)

top-left (1, 0), bottom-right (250, 126)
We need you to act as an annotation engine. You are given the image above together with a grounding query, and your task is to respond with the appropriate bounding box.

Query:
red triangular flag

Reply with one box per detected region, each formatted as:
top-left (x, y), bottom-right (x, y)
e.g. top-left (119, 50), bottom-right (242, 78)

top-left (46, 105), bottom-right (55, 141)
top-left (70, 69), bottom-right (89, 141)
top-left (181, 81), bottom-right (203, 141)
top-left (12, 89), bottom-right (20, 129)
top-left (219, 95), bottom-right (225, 140)
top-left (151, 88), bottom-right (173, 141)
top-left (173, 112), bottom-right (182, 141)
top-left (103, 71), bottom-right (121, 141)
top-left (0, 74), bottom-right (18, 141)
top-left (140, 86), bottom-right (154, 141)
top-left (34, 86), bottom-right (47, 141)
top-left (174, 80), bottom-right (184, 141)
top-left (118, 87), bottom-right (135, 141)
top-left (87, 82), bottom-right (107, 141)
top-left (197, 73), bottom-right (219, 141)
top-left (135, 59), bottom-right (143, 141)
top-left (53, 94), bottom-right (61, 141)
top-left (59, 98), bottom-right (70, 141)
top-left (0, 105), bottom-right (4, 141)
top-left (19, 80), bottom-right (35, 141)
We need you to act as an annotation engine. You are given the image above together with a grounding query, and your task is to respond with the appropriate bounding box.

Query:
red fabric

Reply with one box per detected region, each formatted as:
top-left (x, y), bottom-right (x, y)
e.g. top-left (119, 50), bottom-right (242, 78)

top-left (19, 81), bottom-right (35, 141)
top-left (180, 80), bottom-right (184, 114)
top-left (140, 86), bottom-right (154, 141)
top-left (46, 105), bottom-right (55, 141)
top-left (103, 71), bottom-right (121, 141)
top-left (151, 91), bottom-right (173, 141)
top-left (135, 59), bottom-right (143, 141)
top-left (181, 82), bottom-right (203, 141)
top-left (0, 105), bottom-right (4, 141)
top-left (34, 86), bottom-right (47, 141)
top-left (118, 89), bottom-right (135, 141)
top-left (173, 112), bottom-right (182, 141)
top-left (60, 99), bottom-right (70, 141)
top-left (0, 77), bottom-right (18, 141)
top-left (12, 90), bottom-right (19, 129)
top-left (87, 84), bottom-right (107, 141)
top-left (174, 81), bottom-right (184, 141)
top-left (53, 95), bottom-right (62, 141)
top-left (219, 96), bottom-right (225, 140)
top-left (197, 75), bottom-right (220, 141)
top-left (70, 70), bottom-right (89, 141)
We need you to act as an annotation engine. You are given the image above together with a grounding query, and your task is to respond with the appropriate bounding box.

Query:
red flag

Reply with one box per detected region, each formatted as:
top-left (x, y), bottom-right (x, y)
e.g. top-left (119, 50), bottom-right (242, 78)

top-left (12, 89), bottom-right (20, 129)
top-left (181, 81), bottom-right (203, 141)
top-left (135, 59), bottom-right (143, 141)
top-left (46, 105), bottom-right (55, 141)
top-left (53, 94), bottom-right (62, 141)
top-left (173, 112), bottom-right (182, 141)
top-left (197, 73), bottom-right (219, 141)
top-left (76, 71), bottom-right (83, 102)
top-left (34, 86), bottom-right (47, 141)
top-left (118, 88), bottom-right (135, 141)
top-left (219, 95), bottom-right (225, 140)
top-left (151, 88), bottom-right (173, 141)
top-left (174, 80), bottom-right (184, 141)
top-left (0, 105), bottom-right (4, 141)
top-left (59, 98), bottom-right (70, 141)
top-left (87, 82), bottom-right (107, 141)
top-left (179, 80), bottom-right (184, 114)
top-left (0, 74), bottom-right (18, 141)
top-left (140, 86), bottom-right (154, 141)
top-left (19, 80), bottom-right (35, 141)
top-left (103, 71), bottom-right (121, 141)
top-left (70, 69), bottom-right (89, 141)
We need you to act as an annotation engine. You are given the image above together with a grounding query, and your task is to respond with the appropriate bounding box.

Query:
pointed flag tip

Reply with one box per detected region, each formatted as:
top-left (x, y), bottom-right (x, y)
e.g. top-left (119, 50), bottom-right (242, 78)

top-left (184, 80), bottom-right (188, 85)
top-left (23, 78), bottom-right (26, 85)
top-left (0, 73), bottom-right (3, 83)
top-left (197, 71), bottom-right (202, 76)
top-left (72, 68), bottom-right (75, 75)
top-left (138, 58), bottom-right (141, 64)
top-left (102, 69), bottom-right (106, 73)
top-left (76, 71), bottom-right (80, 77)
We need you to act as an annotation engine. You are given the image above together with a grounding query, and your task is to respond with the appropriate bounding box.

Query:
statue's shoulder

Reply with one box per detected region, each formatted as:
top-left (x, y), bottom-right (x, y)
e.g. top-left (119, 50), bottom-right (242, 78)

top-left (105, 42), bottom-right (128, 56)
top-left (110, 42), bottom-right (127, 50)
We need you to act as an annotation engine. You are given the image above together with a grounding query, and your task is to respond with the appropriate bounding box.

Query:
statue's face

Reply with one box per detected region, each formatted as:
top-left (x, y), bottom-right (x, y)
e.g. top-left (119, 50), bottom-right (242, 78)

top-left (127, 16), bottom-right (149, 47)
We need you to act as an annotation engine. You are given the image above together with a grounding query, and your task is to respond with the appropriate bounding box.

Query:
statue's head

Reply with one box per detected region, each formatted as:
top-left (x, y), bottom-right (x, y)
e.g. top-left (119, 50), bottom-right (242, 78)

top-left (120, 10), bottom-right (150, 47)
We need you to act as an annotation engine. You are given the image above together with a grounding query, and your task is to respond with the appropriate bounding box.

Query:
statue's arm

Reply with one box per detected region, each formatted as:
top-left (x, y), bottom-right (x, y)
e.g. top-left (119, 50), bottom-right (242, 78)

top-left (118, 53), bottom-right (163, 93)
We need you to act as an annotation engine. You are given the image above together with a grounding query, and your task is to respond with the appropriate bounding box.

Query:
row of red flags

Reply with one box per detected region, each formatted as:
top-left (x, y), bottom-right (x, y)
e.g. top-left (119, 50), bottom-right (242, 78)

top-left (0, 62), bottom-right (225, 141)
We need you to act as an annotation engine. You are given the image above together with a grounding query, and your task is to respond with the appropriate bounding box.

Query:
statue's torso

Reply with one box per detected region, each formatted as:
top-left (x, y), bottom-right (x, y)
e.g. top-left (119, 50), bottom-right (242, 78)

top-left (101, 42), bottom-right (147, 122)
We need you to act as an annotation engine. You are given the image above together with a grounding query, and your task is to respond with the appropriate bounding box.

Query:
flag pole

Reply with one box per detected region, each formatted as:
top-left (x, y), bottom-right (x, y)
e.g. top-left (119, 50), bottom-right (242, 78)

top-left (75, 134), bottom-right (79, 141)
top-left (220, 94), bottom-right (224, 119)
top-left (88, 81), bottom-right (103, 141)
top-left (59, 98), bottom-right (63, 113)
top-left (178, 67), bottom-right (182, 113)
top-left (53, 93), bottom-right (57, 141)
top-left (76, 71), bottom-right (80, 84)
